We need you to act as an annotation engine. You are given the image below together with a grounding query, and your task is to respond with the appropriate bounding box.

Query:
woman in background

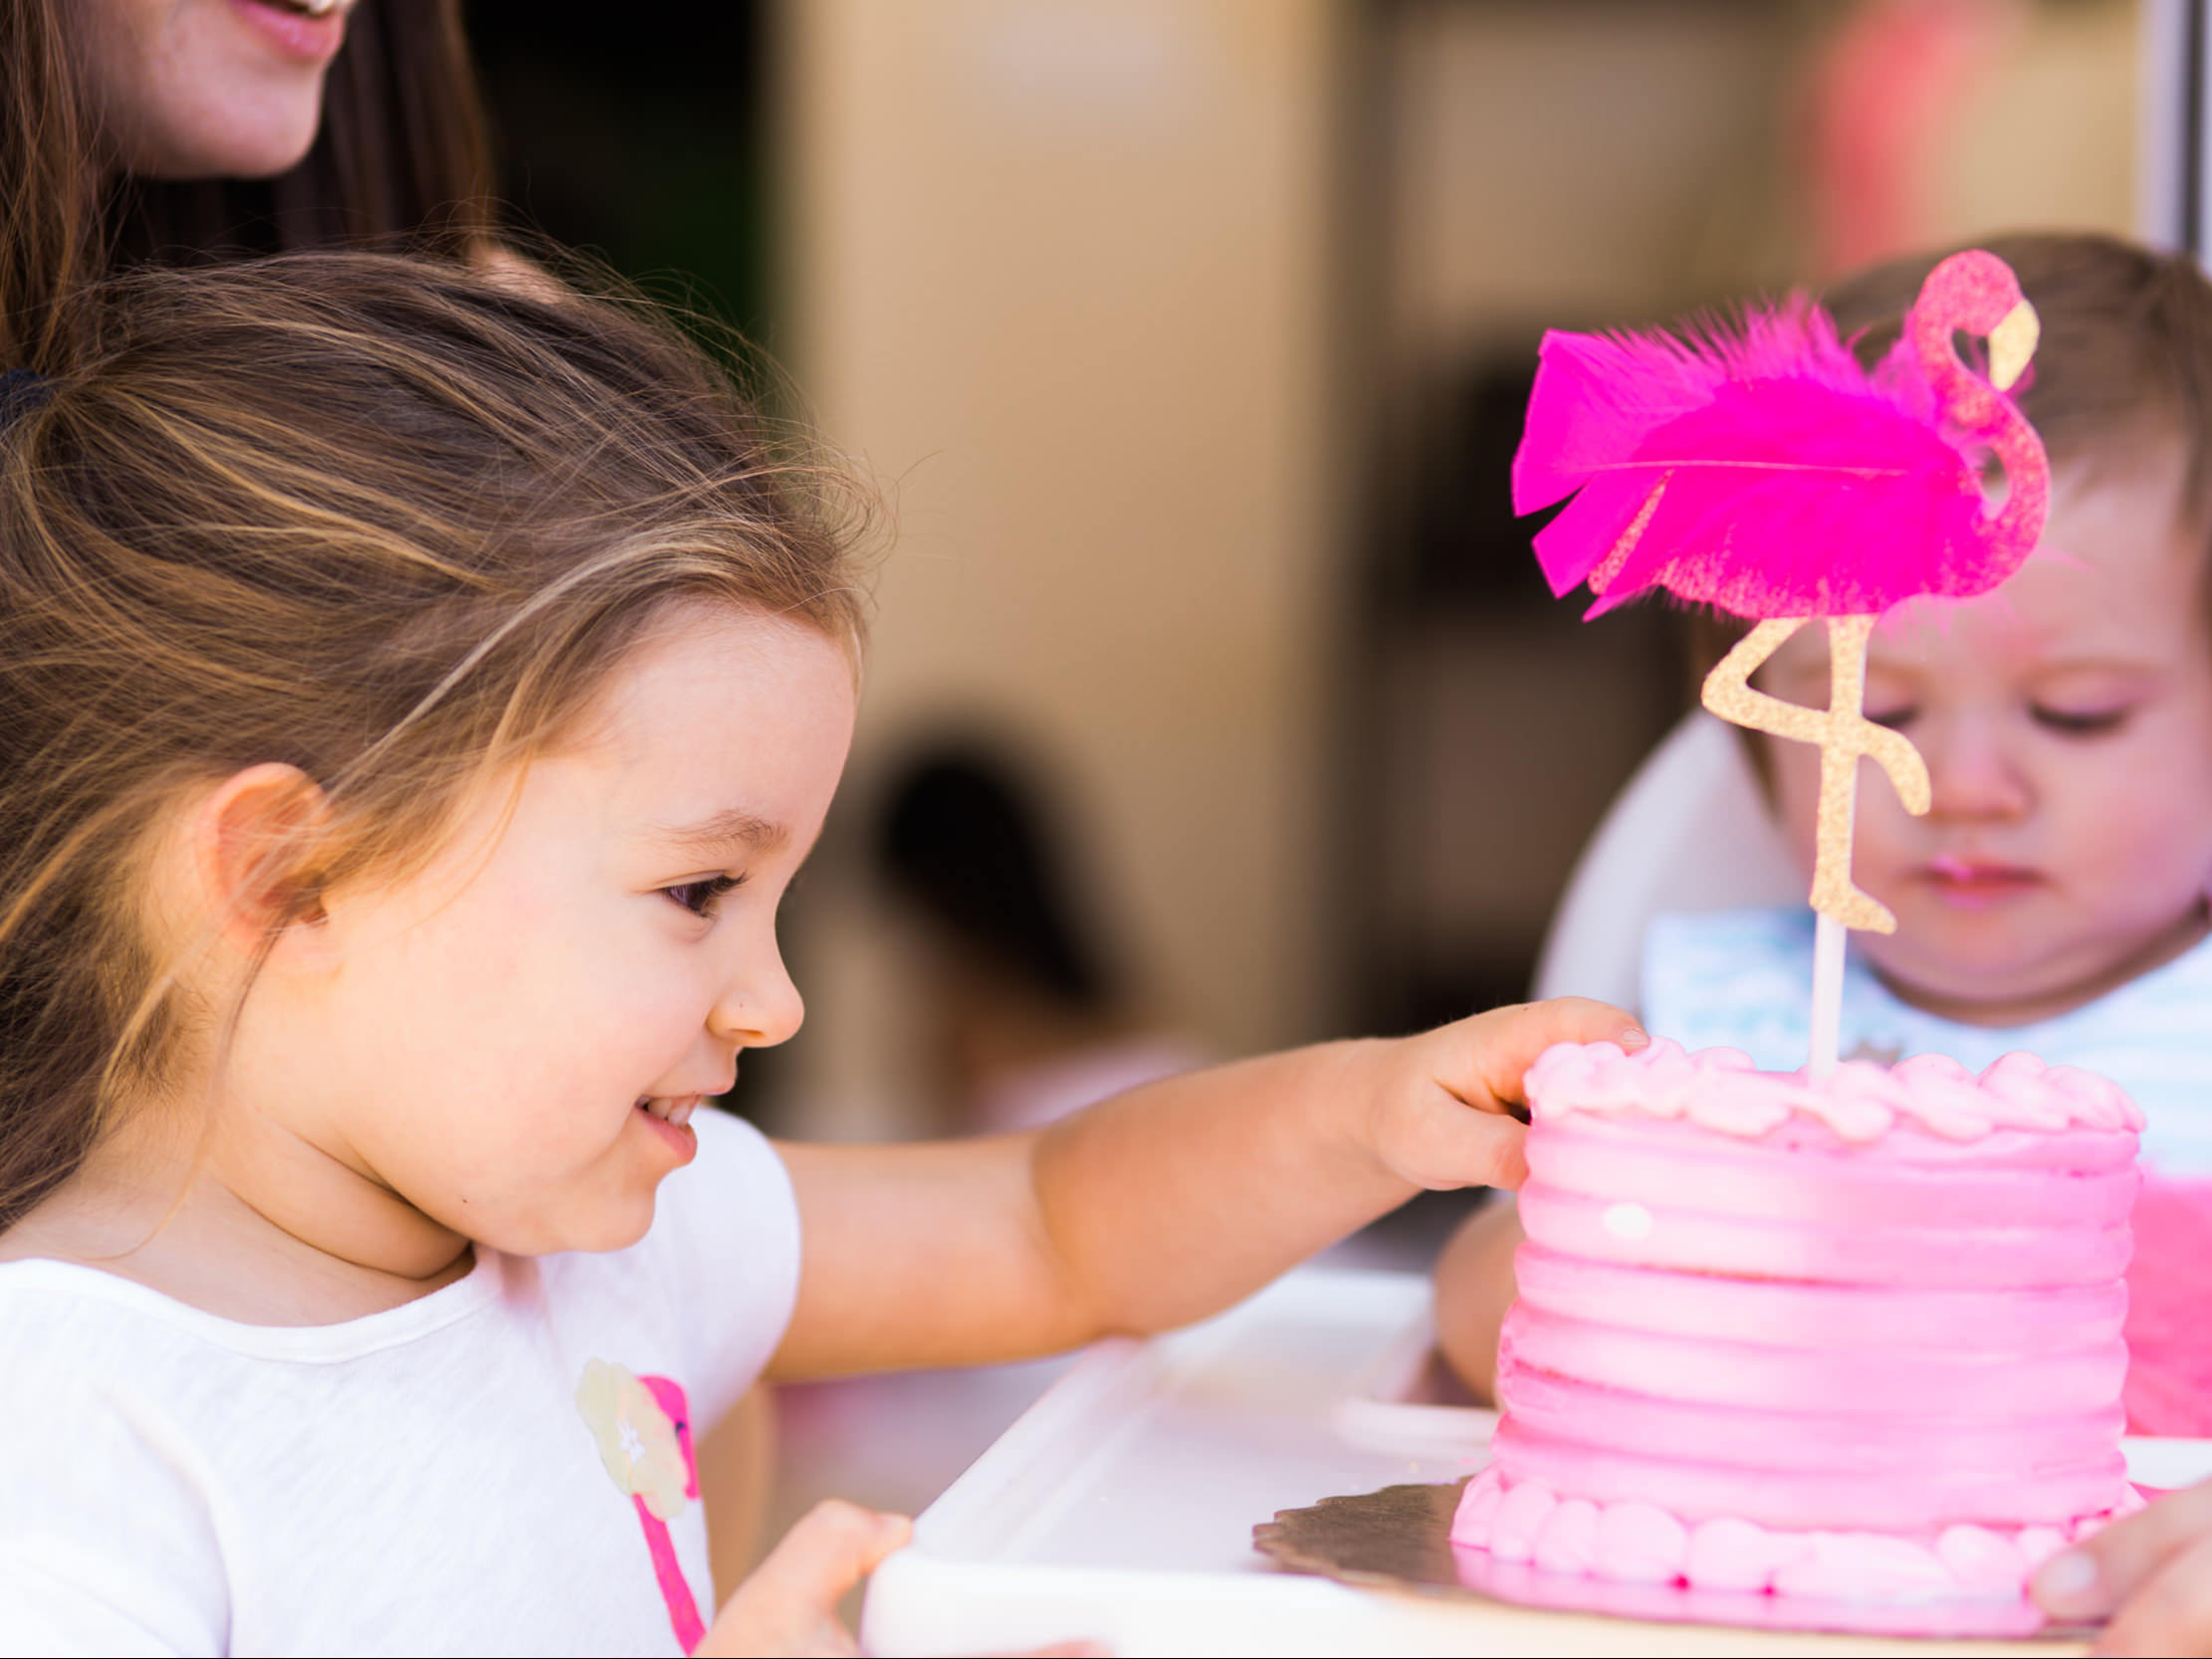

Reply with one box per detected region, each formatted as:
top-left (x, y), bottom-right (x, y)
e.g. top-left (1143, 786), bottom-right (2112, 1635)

top-left (0, 0), bottom-right (494, 367)
top-left (876, 744), bottom-right (1204, 1136)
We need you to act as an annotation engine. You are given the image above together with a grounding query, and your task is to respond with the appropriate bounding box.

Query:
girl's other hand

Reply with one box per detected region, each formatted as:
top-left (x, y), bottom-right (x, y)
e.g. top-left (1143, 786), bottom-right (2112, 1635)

top-left (2033, 1479), bottom-right (2212, 1656)
top-left (697, 1500), bottom-right (1104, 1658)
top-left (1370, 998), bottom-right (1647, 1192)
top-left (697, 1500), bottom-right (909, 1657)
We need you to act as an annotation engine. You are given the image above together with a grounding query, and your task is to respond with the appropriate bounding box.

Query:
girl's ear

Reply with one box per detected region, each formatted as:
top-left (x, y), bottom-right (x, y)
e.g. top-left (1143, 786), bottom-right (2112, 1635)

top-left (190, 763), bottom-right (334, 949)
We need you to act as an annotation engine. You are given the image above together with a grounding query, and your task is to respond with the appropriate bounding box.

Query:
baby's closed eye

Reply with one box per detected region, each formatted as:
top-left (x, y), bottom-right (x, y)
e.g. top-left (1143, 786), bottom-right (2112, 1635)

top-left (2029, 703), bottom-right (2132, 736)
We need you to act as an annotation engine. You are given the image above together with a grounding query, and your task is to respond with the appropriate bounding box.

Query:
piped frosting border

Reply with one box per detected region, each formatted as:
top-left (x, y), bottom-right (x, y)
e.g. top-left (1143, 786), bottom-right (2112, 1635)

top-left (1450, 1464), bottom-right (2140, 1601)
top-left (1524, 1039), bottom-right (2141, 1144)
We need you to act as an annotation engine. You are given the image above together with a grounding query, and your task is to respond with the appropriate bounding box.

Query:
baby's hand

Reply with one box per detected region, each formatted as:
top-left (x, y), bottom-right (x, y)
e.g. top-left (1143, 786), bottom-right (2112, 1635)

top-left (2034, 1480), bottom-right (2212, 1656)
top-left (1363, 998), bottom-right (1645, 1192)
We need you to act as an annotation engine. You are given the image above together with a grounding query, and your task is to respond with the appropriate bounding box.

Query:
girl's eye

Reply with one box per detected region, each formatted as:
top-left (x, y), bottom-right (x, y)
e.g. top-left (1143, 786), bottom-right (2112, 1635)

top-left (1866, 705), bottom-right (1919, 730)
top-left (2032, 705), bottom-right (2131, 736)
top-left (663, 874), bottom-right (743, 918)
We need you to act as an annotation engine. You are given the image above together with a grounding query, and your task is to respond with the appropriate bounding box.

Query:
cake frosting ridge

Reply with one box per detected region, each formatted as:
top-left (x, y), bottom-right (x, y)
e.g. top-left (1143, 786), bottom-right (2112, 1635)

top-left (1451, 1038), bottom-right (2145, 1604)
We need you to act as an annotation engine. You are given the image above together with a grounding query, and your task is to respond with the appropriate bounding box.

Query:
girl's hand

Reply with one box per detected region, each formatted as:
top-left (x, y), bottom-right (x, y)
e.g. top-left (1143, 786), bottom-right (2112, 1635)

top-left (1365, 999), bottom-right (1647, 1191)
top-left (697, 1500), bottom-right (910, 1657)
top-left (698, 1501), bottom-right (1104, 1658)
top-left (2033, 1480), bottom-right (2212, 1656)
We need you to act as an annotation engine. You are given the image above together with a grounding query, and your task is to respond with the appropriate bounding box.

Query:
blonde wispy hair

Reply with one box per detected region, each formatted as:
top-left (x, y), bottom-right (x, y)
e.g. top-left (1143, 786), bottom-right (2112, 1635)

top-left (0, 250), bottom-right (869, 1229)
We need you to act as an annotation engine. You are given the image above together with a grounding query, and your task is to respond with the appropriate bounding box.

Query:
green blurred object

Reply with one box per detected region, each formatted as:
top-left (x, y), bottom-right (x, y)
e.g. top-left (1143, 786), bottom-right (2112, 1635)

top-left (468, 0), bottom-right (772, 346)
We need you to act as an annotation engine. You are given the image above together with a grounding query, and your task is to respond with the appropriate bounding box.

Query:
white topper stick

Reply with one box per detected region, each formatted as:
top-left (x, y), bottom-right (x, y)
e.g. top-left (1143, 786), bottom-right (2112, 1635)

top-left (1807, 638), bottom-right (1869, 1081)
top-left (1809, 914), bottom-right (1848, 1080)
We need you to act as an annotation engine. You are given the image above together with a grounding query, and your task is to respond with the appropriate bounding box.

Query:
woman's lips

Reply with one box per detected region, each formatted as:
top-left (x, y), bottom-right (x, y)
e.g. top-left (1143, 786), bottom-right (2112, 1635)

top-left (1919, 854), bottom-right (2044, 908)
top-left (227, 0), bottom-right (349, 64)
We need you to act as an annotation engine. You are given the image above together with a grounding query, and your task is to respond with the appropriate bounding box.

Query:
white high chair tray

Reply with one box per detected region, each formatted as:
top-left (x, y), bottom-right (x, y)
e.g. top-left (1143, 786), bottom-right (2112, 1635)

top-left (859, 1267), bottom-right (2212, 1659)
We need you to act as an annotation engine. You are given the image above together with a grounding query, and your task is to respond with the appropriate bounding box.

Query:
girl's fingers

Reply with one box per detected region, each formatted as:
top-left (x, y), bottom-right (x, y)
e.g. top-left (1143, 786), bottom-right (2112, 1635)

top-left (696, 1500), bottom-right (913, 1658)
top-left (1443, 997), bottom-right (1647, 1114)
top-left (2034, 1481), bottom-right (2212, 1624)
top-left (1387, 999), bottom-right (1640, 1190)
top-left (1418, 1101), bottom-right (1529, 1191)
top-left (770, 1498), bottom-right (914, 1593)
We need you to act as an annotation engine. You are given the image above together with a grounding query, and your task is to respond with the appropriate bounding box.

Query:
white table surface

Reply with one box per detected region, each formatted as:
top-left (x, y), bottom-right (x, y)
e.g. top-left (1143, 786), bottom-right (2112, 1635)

top-left (858, 1267), bottom-right (2204, 1657)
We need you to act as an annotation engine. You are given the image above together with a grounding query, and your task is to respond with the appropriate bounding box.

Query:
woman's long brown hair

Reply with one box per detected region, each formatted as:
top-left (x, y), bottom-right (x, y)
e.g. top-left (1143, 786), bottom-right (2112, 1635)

top-left (0, 251), bottom-right (868, 1232)
top-left (0, 0), bottom-right (496, 370)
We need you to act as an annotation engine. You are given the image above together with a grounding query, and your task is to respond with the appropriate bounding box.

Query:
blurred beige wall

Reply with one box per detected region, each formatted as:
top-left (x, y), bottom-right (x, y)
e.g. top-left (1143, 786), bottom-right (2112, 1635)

top-left (778, 0), bottom-right (1341, 1135)
top-left (1931, 0), bottom-right (2135, 246)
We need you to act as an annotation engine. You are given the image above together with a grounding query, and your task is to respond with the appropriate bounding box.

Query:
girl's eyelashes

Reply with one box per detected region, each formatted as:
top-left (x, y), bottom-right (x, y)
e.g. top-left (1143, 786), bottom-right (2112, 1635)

top-left (2031, 704), bottom-right (2132, 736)
top-left (662, 873), bottom-right (745, 918)
top-left (1867, 705), bottom-right (1919, 730)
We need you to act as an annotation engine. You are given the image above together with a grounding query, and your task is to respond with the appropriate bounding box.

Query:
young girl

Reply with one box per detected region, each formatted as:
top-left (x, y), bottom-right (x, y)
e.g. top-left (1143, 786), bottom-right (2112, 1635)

top-left (0, 252), bottom-right (1640, 1656)
top-left (1436, 232), bottom-right (2212, 1438)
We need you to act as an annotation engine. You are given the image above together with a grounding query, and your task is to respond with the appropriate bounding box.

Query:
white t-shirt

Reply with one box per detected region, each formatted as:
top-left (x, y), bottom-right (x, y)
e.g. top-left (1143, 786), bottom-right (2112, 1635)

top-left (0, 1109), bottom-right (799, 1657)
top-left (1643, 907), bottom-right (2212, 1177)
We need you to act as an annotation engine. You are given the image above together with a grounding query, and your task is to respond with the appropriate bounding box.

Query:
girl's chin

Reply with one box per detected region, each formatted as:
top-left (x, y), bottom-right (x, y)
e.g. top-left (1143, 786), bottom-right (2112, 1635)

top-left (511, 1198), bottom-right (660, 1258)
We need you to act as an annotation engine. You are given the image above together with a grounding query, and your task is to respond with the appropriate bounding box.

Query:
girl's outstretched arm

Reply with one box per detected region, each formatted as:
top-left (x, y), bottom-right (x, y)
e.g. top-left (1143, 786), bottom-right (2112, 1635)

top-left (770, 998), bottom-right (1643, 1377)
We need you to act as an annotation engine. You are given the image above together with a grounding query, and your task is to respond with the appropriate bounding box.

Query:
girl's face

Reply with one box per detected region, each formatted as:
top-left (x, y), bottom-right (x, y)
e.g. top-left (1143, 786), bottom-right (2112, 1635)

top-left (1760, 454), bottom-right (2212, 1025)
top-left (79, 0), bottom-right (350, 180)
top-left (237, 605), bottom-right (855, 1259)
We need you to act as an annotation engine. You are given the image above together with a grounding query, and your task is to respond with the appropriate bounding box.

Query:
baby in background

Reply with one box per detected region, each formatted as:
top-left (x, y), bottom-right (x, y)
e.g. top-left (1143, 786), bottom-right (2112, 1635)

top-left (1437, 231), bottom-right (2212, 1434)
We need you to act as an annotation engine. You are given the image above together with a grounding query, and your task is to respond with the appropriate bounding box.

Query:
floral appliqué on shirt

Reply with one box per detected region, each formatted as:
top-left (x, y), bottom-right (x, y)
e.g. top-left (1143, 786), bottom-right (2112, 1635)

top-left (576, 1358), bottom-right (706, 1653)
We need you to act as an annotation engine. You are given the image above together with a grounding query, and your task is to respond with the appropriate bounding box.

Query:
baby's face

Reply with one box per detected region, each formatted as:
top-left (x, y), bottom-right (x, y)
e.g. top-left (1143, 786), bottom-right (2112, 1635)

top-left (1760, 452), bottom-right (2212, 1024)
top-left (246, 604), bottom-right (854, 1257)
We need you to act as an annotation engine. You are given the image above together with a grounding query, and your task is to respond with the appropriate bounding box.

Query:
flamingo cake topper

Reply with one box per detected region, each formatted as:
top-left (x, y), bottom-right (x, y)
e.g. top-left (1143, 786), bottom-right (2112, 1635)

top-left (1513, 250), bottom-right (2051, 1076)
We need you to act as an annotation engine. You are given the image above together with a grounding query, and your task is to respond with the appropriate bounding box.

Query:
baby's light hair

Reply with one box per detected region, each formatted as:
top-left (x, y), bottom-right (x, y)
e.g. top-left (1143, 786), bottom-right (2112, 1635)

top-left (1686, 230), bottom-right (2212, 709)
top-left (0, 251), bottom-right (868, 1230)
top-left (1824, 232), bottom-right (2212, 525)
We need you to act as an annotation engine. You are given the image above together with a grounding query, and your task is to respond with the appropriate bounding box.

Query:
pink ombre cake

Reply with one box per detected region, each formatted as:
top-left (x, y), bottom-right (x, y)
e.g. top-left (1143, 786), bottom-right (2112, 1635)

top-left (1449, 1038), bottom-right (2145, 1604)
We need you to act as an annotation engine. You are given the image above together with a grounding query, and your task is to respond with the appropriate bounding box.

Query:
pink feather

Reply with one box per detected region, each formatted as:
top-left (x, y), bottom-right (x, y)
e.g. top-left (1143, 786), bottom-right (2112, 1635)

top-left (1513, 260), bottom-right (2048, 621)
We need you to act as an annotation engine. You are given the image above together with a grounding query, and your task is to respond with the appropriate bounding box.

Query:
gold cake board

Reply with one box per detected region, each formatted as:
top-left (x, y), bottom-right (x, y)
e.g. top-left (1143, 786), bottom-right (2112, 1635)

top-left (1254, 1481), bottom-right (2091, 1656)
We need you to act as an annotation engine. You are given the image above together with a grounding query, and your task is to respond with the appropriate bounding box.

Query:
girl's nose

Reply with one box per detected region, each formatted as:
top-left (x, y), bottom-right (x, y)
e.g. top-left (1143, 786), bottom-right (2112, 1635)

top-left (1919, 719), bottom-right (2031, 823)
top-left (710, 942), bottom-right (805, 1049)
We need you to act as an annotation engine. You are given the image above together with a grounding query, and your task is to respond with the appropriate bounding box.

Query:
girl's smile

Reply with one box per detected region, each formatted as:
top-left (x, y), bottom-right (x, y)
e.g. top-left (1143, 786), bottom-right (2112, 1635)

top-left (633, 1095), bottom-right (705, 1164)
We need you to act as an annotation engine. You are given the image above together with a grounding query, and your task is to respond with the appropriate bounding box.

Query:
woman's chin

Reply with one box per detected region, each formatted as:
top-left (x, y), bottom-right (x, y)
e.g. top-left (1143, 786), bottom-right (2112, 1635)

top-left (120, 97), bottom-right (327, 182)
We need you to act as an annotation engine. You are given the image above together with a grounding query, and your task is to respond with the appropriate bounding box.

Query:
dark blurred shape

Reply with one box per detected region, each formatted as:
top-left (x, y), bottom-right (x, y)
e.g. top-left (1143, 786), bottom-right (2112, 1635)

top-left (1400, 362), bottom-right (1563, 607)
top-left (879, 750), bottom-right (1121, 1013)
top-left (874, 741), bottom-right (1198, 1136)
top-left (1343, 354), bottom-right (1681, 1040)
top-left (467, 0), bottom-right (770, 339)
